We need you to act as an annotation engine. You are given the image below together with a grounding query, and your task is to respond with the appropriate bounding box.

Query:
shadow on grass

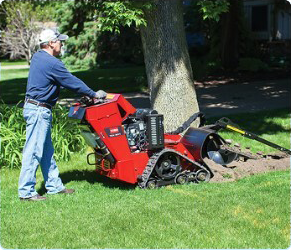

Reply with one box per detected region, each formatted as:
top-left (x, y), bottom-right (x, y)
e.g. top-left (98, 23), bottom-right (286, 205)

top-left (38, 170), bottom-right (135, 195)
top-left (1, 78), bottom-right (27, 104)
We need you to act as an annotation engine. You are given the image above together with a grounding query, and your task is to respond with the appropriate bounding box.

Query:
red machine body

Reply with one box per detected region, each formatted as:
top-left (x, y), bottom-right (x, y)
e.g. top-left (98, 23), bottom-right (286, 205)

top-left (69, 94), bottom-right (228, 188)
top-left (85, 94), bottom-right (138, 183)
top-left (86, 94), bottom-right (150, 184)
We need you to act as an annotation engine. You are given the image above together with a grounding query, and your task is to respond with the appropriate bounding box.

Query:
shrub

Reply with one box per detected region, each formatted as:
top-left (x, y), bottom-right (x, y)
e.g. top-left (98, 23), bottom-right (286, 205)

top-left (61, 21), bottom-right (98, 70)
top-left (0, 103), bottom-right (86, 169)
top-left (238, 57), bottom-right (269, 72)
top-left (0, 104), bottom-right (26, 168)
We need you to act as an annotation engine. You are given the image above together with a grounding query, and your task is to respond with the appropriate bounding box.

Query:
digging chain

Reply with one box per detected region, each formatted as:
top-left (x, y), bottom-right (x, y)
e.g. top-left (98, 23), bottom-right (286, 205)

top-left (220, 144), bottom-right (261, 161)
top-left (138, 148), bottom-right (209, 189)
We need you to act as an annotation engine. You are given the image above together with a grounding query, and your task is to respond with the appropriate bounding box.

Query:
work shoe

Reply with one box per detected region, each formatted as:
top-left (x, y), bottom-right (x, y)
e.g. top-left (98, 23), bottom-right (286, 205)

top-left (20, 194), bottom-right (47, 201)
top-left (57, 188), bottom-right (75, 194)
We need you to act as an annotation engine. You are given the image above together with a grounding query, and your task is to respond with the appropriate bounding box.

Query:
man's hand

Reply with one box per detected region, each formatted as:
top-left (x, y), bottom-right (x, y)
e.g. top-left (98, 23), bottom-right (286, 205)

top-left (95, 90), bottom-right (107, 99)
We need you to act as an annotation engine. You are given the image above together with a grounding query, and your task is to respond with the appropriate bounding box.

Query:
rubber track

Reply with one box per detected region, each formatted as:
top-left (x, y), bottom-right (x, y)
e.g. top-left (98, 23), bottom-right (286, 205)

top-left (138, 148), bottom-right (210, 189)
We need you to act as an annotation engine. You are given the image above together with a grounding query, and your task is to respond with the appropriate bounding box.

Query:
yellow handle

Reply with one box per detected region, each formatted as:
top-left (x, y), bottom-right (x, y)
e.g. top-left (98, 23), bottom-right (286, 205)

top-left (226, 125), bottom-right (246, 135)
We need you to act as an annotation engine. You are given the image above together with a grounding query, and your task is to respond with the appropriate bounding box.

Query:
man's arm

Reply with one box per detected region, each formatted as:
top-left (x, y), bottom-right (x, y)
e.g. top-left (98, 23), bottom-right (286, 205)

top-left (51, 60), bottom-right (97, 98)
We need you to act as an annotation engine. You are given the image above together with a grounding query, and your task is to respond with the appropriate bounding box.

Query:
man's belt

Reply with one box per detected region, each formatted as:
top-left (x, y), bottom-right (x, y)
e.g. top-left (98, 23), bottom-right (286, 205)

top-left (25, 99), bottom-right (52, 110)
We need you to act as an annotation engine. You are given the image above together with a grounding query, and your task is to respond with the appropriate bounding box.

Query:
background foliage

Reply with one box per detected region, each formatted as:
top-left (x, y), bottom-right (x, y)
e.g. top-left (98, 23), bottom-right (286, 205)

top-left (197, 0), bottom-right (229, 22)
top-left (54, 0), bottom-right (148, 69)
top-left (0, 1), bottom-right (60, 62)
top-left (61, 21), bottom-right (99, 70)
top-left (1, 0), bottom-right (289, 73)
top-left (2, 0), bottom-right (287, 73)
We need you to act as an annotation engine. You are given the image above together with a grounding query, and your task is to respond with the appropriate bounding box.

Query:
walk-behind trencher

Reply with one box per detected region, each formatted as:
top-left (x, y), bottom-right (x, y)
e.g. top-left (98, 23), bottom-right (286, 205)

top-left (68, 94), bottom-right (291, 188)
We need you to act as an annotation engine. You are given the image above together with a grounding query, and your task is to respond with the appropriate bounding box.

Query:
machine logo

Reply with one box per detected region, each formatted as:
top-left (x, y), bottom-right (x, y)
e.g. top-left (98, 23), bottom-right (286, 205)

top-left (110, 128), bottom-right (119, 133)
top-left (105, 126), bottom-right (124, 137)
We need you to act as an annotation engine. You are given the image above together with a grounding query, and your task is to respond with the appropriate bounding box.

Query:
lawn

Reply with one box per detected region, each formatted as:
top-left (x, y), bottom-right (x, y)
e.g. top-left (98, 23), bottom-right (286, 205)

top-left (0, 65), bottom-right (147, 104)
top-left (1, 151), bottom-right (290, 249)
top-left (1, 62), bottom-right (290, 249)
top-left (0, 59), bottom-right (28, 66)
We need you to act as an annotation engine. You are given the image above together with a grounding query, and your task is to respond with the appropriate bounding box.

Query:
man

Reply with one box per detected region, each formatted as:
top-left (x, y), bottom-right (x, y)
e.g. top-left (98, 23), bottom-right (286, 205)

top-left (18, 29), bottom-right (106, 201)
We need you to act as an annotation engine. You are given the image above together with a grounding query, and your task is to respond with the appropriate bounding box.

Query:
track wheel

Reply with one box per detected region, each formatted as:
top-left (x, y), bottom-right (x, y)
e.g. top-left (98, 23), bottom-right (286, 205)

top-left (175, 173), bottom-right (188, 185)
top-left (146, 179), bottom-right (157, 189)
top-left (155, 152), bottom-right (181, 180)
top-left (187, 172), bottom-right (196, 182)
top-left (195, 169), bottom-right (210, 183)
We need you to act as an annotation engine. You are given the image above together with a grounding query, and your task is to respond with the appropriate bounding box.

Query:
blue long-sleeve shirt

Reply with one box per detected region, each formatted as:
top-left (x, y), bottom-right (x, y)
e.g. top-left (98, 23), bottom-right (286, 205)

top-left (26, 50), bottom-right (96, 106)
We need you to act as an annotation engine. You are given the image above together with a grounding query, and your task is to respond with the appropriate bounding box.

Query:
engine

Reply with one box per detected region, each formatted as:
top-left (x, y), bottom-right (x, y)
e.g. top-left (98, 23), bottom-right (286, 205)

top-left (123, 108), bottom-right (164, 152)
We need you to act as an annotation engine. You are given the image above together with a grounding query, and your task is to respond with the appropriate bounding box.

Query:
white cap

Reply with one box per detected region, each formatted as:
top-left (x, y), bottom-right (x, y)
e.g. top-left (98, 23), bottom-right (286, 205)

top-left (39, 29), bottom-right (69, 44)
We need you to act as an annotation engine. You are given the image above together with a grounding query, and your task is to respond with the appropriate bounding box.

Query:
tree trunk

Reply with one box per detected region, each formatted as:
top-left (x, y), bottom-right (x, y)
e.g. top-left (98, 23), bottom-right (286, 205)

top-left (220, 0), bottom-right (240, 69)
top-left (140, 0), bottom-right (199, 132)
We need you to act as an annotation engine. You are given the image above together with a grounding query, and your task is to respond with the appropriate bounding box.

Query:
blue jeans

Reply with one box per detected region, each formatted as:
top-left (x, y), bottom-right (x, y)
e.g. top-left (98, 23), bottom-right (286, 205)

top-left (18, 102), bottom-right (65, 198)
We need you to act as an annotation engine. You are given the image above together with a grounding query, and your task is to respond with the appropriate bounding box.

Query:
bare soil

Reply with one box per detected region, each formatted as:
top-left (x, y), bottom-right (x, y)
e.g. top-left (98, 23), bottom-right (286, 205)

top-left (205, 153), bottom-right (290, 183)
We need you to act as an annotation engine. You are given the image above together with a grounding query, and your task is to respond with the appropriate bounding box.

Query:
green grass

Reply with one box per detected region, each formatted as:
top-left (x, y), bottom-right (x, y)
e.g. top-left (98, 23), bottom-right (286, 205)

top-left (0, 68), bottom-right (29, 81)
top-left (1, 152), bottom-right (290, 249)
top-left (0, 59), bottom-right (28, 66)
top-left (208, 108), bottom-right (290, 154)
top-left (1, 61), bottom-right (289, 248)
top-left (0, 64), bottom-right (147, 104)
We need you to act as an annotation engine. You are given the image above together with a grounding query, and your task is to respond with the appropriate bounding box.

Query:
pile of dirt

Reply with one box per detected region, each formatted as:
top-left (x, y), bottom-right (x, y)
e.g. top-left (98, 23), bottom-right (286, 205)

top-left (205, 153), bottom-right (290, 183)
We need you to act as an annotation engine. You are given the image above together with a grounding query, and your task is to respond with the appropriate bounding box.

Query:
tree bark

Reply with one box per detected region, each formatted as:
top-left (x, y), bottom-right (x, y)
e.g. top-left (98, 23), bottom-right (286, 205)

top-left (140, 0), bottom-right (199, 132)
top-left (220, 0), bottom-right (240, 69)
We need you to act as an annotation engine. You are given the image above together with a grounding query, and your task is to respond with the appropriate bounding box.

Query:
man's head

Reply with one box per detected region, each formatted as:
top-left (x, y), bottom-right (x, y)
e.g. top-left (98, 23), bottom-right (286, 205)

top-left (39, 29), bottom-right (68, 56)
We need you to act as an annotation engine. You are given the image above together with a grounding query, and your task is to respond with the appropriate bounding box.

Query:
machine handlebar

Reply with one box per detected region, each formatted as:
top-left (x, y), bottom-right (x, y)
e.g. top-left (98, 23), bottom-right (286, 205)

top-left (79, 96), bottom-right (107, 107)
